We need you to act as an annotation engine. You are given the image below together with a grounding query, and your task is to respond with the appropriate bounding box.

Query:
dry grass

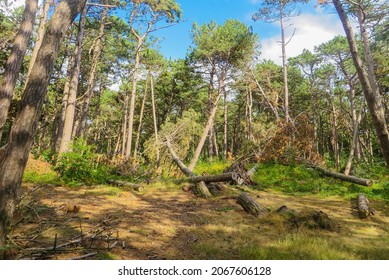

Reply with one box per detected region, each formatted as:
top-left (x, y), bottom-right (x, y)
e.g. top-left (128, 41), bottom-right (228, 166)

top-left (8, 180), bottom-right (389, 260)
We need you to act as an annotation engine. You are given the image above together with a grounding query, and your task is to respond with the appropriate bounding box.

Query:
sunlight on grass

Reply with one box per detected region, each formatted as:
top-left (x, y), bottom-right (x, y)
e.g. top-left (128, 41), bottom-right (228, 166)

top-left (23, 170), bottom-right (62, 185)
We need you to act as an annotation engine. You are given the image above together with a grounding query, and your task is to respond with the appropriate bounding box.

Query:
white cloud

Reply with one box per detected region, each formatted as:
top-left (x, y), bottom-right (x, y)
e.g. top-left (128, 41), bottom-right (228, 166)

top-left (260, 13), bottom-right (352, 65)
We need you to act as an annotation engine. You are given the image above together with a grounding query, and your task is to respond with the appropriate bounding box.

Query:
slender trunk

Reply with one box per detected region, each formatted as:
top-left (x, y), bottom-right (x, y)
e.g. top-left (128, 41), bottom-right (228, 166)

top-left (223, 89), bottom-right (228, 159)
top-left (54, 55), bottom-right (74, 152)
top-left (76, 5), bottom-right (109, 138)
top-left (188, 78), bottom-right (224, 171)
top-left (247, 85), bottom-right (253, 140)
top-left (333, 0), bottom-right (389, 168)
top-left (208, 68), bottom-right (215, 158)
top-left (345, 97), bottom-right (364, 176)
top-left (0, 0), bottom-right (87, 257)
top-left (280, 11), bottom-right (289, 123)
top-left (331, 100), bottom-right (339, 170)
top-left (0, 0), bottom-right (38, 141)
top-left (125, 40), bottom-right (142, 160)
top-left (133, 76), bottom-right (148, 162)
top-left (25, 0), bottom-right (53, 85)
top-left (150, 75), bottom-right (160, 166)
top-left (58, 4), bottom-right (88, 154)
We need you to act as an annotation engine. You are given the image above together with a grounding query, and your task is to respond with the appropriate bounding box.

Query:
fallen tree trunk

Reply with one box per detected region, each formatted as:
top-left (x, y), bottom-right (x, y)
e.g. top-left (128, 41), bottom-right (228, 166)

top-left (107, 179), bottom-right (144, 191)
top-left (312, 165), bottom-right (373, 186)
top-left (298, 158), bottom-right (373, 186)
top-left (357, 193), bottom-right (374, 218)
top-left (166, 139), bottom-right (194, 177)
top-left (237, 192), bottom-right (268, 217)
top-left (175, 172), bottom-right (238, 184)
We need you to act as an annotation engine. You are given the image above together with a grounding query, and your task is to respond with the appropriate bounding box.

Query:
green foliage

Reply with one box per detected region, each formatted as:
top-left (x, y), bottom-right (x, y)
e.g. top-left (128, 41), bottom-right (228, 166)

top-left (190, 19), bottom-right (258, 68)
top-left (55, 139), bottom-right (110, 185)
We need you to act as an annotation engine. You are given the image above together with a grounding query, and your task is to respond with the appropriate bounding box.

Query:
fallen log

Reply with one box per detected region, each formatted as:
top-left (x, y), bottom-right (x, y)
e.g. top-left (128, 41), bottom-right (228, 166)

top-left (174, 172), bottom-right (238, 184)
top-left (312, 165), bottom-right (373, 186)
top-left (237, 192), bottom-right (268, 217)
top-left (298, 158), bottom-right (373, 186)
top-left (107, 179), bottom-right (144, 191)
top-left (357, 193), bottom-right (374, 218)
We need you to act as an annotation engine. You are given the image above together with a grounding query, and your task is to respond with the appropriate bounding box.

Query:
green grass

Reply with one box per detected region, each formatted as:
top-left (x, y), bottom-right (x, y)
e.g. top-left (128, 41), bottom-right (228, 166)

top-left (193, 159), bottom-right (232, 175)
top-left (252, 163), bottom-right (389, 200)
top-left (23, 170), bottom-right (62, 185)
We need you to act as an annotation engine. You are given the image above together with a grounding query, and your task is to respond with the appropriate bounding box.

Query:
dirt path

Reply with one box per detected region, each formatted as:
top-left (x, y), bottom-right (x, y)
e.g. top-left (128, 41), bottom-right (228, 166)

top-left (9, 182), bottom-right (389, 260)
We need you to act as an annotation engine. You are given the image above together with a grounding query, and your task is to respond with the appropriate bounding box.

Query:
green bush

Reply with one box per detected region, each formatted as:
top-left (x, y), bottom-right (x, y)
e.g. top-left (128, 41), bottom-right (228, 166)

top-left (55, 139), bottom-right (109, 185)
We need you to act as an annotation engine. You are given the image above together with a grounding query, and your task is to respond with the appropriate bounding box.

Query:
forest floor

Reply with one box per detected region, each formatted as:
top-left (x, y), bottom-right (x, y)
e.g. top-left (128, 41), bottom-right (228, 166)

top-left (7, 158), bottom-right (389, 260)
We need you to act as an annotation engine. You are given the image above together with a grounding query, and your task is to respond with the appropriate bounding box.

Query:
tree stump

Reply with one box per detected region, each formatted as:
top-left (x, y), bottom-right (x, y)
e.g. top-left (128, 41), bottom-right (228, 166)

top-left (237, 192), bottom-right (268, 216)
top-left (193, 181), bottom-right (212, 199)
top-left (357, 193), bottom-right (374, 218)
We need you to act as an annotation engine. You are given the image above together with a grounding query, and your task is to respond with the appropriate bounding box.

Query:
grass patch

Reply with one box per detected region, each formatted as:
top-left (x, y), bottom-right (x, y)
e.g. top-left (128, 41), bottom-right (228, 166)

top-left (193, 159), bottom-right (232, 175)
top-left (23, 170), bottom-right (62, 185)
top-left (252, 163), bottom-right (389, 200)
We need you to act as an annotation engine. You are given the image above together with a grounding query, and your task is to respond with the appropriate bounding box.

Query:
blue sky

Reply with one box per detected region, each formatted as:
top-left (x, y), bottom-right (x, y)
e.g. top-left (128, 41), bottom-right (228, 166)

top-left (11, 0), bottom-right (348, 65)
top-left (152, 0), bottom-right (348, 64)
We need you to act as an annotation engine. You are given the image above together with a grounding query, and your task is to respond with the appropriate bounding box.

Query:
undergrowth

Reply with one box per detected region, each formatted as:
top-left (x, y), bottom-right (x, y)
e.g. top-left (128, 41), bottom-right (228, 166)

top-left (253, 162), bottom-right (389, 200)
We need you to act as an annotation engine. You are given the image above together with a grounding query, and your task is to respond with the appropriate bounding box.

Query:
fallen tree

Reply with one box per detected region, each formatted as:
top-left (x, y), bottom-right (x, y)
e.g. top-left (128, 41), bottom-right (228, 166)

top-left (311, 165), bottom-right (373, 186)
top-left (299, 158), bottom-right (373, 186)
top-left (166, 138), bottom-right (211, 198)
top-left (174, 172), bottom-right (238, 184)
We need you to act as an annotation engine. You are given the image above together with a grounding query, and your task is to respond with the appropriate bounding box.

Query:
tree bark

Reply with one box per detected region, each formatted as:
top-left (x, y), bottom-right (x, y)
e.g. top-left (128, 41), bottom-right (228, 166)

top-left (309, 163), bottom-right (373, 186)
top-left (107, 179), bottom-right (144, 191)
top-left (0, 0), bottom-right (39, 142)
top-left (25, 0), bottom-right (53, 85)
top-left (0, 0), bottom-right (87, 258)
top-left (223, 89), bottom-right (228, 159)
top-left (76, 4), bottom-right (109, 138)
top-left (237, 192), bottom-right (268, 217)
top-left (58, 4), bottom-right (88, 154)
top-left (175, 172), bottom-right (238, 184)
top-left (133, 76), bottom-right (149, 162)
top-left (357, 193), bottom-right (373, 218)
top-left (280, 10), bottom-right (289, 123)
top-left (150, 75), bottom-right (160, 166)
top-left (333, 0), bottom-right (389, 168)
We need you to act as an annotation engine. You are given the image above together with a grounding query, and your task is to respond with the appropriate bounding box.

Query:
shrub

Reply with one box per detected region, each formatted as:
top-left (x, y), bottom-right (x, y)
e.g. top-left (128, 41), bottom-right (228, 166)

top-left (55, 139), bottom-right (109, 185)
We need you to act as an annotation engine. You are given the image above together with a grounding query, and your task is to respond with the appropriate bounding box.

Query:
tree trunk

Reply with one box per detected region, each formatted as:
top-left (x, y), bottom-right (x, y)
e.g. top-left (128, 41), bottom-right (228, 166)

top-left (237, 192), bottom-right (268, 217)
top-left (54, 54), bottom-right (74, 152)
top-left (58, 4), bottom-right (88, 154)
top-left (0, 0), bottom-right (87, 258)
top-left (344, 90), bottom-right (363, 175)
top-left (150, 75), bottom-right (160, 166)
top-left (280, 11), bottom-right (289, 123)
top-left (133, 76), bottom-right (149, 162)
top-left (188, 77), bottom-right (224, 171)
top-left (175, 172), bottom-right (239, 184)
top-left (0, 0), bottom-right (38, 142)
top-left (333, 0), bottom-right (389, 168)
top-left (76, 5), bottom-right (109, 138)
top-left (125, 40), bottom-right (142, 160)
top-left (308, 163), bottom-right (373, 186)
top-left (223, 89), bottom-right (228, 159)
top-left (25, 0), bottom-right (53, 86)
